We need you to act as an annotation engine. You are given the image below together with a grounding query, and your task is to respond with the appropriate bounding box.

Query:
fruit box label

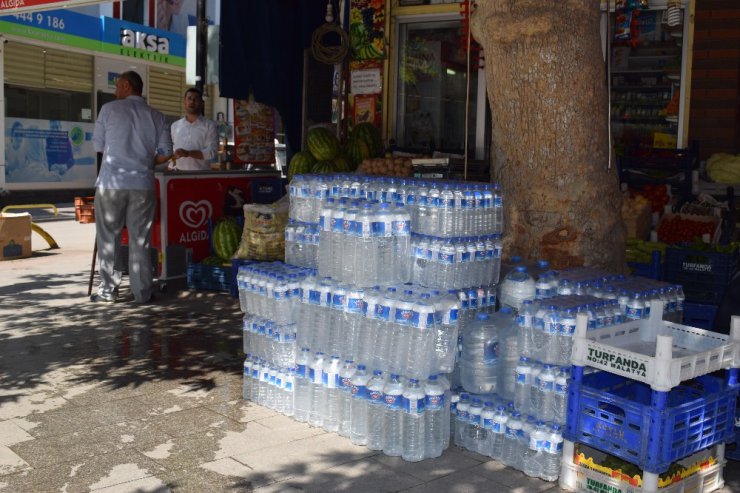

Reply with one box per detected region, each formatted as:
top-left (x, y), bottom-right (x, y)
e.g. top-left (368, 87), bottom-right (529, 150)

top-left (586, 347), bottom-right (647, 378)
top-left (585, 477), bottom-right (623, 493)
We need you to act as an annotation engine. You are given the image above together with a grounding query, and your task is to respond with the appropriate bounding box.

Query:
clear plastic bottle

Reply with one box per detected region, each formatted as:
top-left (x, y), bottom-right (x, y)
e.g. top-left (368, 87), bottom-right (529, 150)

top-left (514, 356), bottom-right (532, 414)
top-left (517, 300), bottom-right (535, 358)
top-left (499, 266), bottom-right (536, 311)
top-left (553, 367), bottom-right (569, 424)
top-left (490, 405), bottom-right (508, 460)
top-left (375, 203), bottom-right (394, 285)
top-left (308, 352), bottom-right (326, 428)
top-left (542, 304), bottom-right (561, 364)
top-left (242, 355), bottom-right (253, 400)
top-left (401, 378), bottom-right (426, 462)
top-left (343, 288), bottom-right (365, 361)
top-left (558, 308), bottom-right (577, 366)
top-left (423, 375), bottom-right (446, 459)
top-left (501, 410), bottom-right (523, 467)
top-left (626, 292), bottom-right (644, 320)
top-left (492, 182), bottom-right (504, 234)
top-left (523, 421), bottom-right (547, 478)
top-left (536, 364), bottom-right (557, 422)
top-left (454, 392), bottom-right (471, 448)
top-left (337, 359), bottom-right (356, 437)
top-left (392, 202), bottom-right (412, 284)
top-left (365, 370), bottom-right (386, 451)
top-left (460, 313), bottom-right (499, 394)
top-left (466, 397), bottom-right (484, 453)
top-left (674, 284), bottom-right (685, 322)
top-left (439, 183), bottom-right (455, 236)
top-left (349, 364), bottom-right (370, 446)
top-left (541, 424), bottom-right (563, 481)
top-left (480, 401), bottom-right (495, 457)
top-left (382, 374), bottom-right (405, 457)
top-left (322, 355), bottom-right (342, 432)
top-left (283, 367), bottom-right (296, 416)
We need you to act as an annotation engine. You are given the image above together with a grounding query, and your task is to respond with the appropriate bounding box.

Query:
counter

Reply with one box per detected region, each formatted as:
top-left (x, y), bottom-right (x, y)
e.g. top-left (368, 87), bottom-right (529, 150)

top-left (152, 169), bottom-right (283, 280)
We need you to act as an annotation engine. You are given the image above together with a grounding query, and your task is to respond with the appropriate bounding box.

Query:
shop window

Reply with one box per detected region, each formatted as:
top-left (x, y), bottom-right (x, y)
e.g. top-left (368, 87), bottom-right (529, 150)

top-left (4, 41), bottom-right (93, 123)
top-left (394, 17), bottom-right (487, 158)
top-left (148, 67), bottom-right (186, 121)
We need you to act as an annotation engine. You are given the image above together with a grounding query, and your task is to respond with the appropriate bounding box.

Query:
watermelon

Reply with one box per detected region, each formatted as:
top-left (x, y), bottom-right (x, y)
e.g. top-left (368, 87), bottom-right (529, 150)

top-left (351, 122), bottom-right (383, 157)
top-left (212, 217), bottom-right (242, 260)
top-left (287, 151), bottom-right (316, 180)
top-left (346, 138), bottom-right (371, 167)
top-left (311, 161), bottom-right (338, 174)
top-left (333, 154), bottom-right (353, 172)
top-left (201, 255), bottom-right (227, 266)
top-left (306, 127), bottom-right (340, 161)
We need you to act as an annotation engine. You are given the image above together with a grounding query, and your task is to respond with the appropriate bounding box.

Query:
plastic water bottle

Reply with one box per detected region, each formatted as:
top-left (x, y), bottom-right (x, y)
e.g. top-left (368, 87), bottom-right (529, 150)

top-left (479, 401), bottom-right (495, 457)
top-left (293, 347), bottom-right (311, 423)
top-left (460, 313), bottom-right (499, 394)
top-left (366, 370), bottom-right (386, 451)
top-left (342, 288), bottom-right (365, 360)
top-left (466, 397), bottom-right (484, 452)
top-left (517, 300), bottom-right (535, 358)
top-left (349, 364), bottom-right (370, 446)
top-left (553, 367), bottom-right (569, 424)
top-left (523, 421), bottom-right (547, 478)
top-left (375, 203), bottom-right (394, 285)
top-left (382, 374), bottom-right (405, 457)
top-left (454, 393), bottom-right (471, 448)
top-left (541, 424), bottom-right (563, 481)
top-left (626, 292), bottom-right (644, 320)
top-left (542, 304), bottom-right (560, 364)
top-left (337, 360), bottom-right (356, 437)
top-left (392, 203), bottom-right (412, 283)
top-left (401, 378), bottom-right (426, 462)
top-left (322, 355), bottom-right (342, 432)
top-left (308, 352), bottom-right (326, 427)
top-left (514, 356), bottom-right (532, 414)
top-left (242, 356), bottom-right (253, 400)
top-left (674, 284), bottom-right (685, 322)
top-left (424, 375), bottom-right (446, 459)
top-left (536, 364), bottom-right (557, 421)
top-left (500, 266), bottom-right (535, 311)
top-left (490, 405), bottom-right (508, 460)
top-left (558, 308), bottom-right (576, 365)
top-left (501, 411), bottom-right (523, 467)
top-left (283, 367), bottom-right (296, 416)
top-left (449, 392), bottom-right (460, 442)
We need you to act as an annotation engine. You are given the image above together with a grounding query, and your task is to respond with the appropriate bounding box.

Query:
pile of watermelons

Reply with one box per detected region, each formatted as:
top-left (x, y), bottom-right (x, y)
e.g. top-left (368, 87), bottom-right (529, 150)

top-left (287, 123), bottom-right (384, 180)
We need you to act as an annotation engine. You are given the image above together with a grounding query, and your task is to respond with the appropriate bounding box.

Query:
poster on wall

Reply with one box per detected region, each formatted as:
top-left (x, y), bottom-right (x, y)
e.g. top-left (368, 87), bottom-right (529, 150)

top-left (4, 118), bottom-right (96, 189)
top-left (233, 100), bottom-right (275, 165)
top-left (350, 0), bottom-right (385, 60)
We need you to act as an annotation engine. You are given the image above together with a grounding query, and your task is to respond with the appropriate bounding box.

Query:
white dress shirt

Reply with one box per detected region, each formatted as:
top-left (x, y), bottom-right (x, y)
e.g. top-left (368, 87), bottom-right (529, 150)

top-left (171, 116), bottom-right (219, 171)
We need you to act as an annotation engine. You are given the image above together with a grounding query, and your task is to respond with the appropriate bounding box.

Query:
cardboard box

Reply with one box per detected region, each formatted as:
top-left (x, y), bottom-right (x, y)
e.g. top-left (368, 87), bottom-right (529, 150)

top-left (0, 213), bottom-right (32, 261)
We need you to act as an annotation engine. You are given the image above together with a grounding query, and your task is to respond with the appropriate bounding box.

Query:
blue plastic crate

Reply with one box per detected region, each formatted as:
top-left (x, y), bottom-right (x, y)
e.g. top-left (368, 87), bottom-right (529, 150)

top-left (664, 247), bottom-right (738, 305)
top-left (683, 302), bottom-right (718, 330)
top-left (565, 371), bottom-right (738, 473)
top-left (627, 250), bottom-right (662, 280)
top-left (230, 258), bottom-right (255, 299)
top-left (186, 262), bottom-right (232, 292)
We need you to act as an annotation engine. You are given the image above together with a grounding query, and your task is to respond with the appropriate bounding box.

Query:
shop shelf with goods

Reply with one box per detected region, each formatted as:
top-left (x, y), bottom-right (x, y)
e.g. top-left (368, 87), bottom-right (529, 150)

top-left (618, 143), bottom-right (699, 211)
top-left (561, 305), bottom-right (740, 492)
top-left (561, 441), bottom-right (727, 493)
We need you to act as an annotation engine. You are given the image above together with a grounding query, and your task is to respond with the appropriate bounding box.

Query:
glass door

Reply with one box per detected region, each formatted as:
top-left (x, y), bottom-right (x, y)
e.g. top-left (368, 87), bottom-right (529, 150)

top-left (393, 14), bottom-right (487, 159)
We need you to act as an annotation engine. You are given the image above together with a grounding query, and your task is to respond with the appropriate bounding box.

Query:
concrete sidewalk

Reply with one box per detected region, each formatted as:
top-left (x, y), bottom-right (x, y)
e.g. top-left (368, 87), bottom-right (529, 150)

top-left (0, 205), bottom-right (737, 492)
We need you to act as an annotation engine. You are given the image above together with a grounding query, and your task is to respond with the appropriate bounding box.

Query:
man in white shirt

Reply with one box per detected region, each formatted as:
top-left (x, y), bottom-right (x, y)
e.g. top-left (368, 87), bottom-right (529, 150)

top-left (170, 88), bottom-right (219, 171)
top-left (92, 71), bottom-right (172, 304)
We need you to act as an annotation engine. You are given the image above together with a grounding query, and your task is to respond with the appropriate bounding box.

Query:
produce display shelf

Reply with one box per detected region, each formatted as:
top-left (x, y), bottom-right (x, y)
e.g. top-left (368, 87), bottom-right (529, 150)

top-left (560, 441), bottom-right (726, 493)
top-left (564, 371), bottom-right (737, 474)
top-left (570, 302), bottom-right (740, 391)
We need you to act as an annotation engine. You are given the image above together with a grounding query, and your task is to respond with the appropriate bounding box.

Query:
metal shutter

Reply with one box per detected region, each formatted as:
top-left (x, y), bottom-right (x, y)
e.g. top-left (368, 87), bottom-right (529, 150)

top-left (44, 47), bottom-right (93, 92)
top-left (4, 41), bottom-right (45, 88)
top-left (148, 68), bottom-right (185, 118)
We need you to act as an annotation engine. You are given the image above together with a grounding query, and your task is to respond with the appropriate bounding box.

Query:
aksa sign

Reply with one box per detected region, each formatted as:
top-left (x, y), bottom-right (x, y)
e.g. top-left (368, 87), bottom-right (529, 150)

top-left (120, 28), bottom-right (170, 55)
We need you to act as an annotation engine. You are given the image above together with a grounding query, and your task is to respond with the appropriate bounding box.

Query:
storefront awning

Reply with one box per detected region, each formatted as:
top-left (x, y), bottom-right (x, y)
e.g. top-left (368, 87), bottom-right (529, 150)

top-left (0, 0), bottom-right (110, 15)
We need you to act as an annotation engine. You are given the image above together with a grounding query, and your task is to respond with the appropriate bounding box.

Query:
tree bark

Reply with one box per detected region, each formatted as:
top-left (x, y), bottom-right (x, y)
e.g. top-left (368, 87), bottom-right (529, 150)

top-left (471, 0), bottom-right (626, 272)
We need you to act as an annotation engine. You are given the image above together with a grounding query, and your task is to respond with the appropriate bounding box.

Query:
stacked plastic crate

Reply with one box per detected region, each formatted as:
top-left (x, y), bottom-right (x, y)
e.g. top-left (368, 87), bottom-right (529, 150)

top-left (559, 302), bottom-right (740, 493)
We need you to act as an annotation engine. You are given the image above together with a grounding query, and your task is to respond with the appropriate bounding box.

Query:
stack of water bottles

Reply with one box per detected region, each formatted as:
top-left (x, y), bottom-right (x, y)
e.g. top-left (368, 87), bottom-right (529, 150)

top-left (293, 280), bottom-right (460, 381)
top-left (451, 392), bottom-right (564, 482)
top-left (288, 174), bottom-right (503, 236)
top-left (284, 220), bottom-right (320, 269)
top-left (410, 234), bottom-right (502, 290)
top-left (316, 198), bottom-right (412, 286)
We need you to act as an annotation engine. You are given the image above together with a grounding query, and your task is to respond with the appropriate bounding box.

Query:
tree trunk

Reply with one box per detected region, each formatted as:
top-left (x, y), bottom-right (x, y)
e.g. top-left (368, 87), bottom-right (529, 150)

top-left (471, 0), bottom-right (626, 272)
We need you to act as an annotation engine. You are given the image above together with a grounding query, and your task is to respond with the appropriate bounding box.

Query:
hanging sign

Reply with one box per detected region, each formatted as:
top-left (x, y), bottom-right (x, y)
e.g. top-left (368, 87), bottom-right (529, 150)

top-left (0, 0), bottom-right (109, 15)
top-left (233, 100), bottom-right (275, 165)
top-left (350, 68), bottom-right (382, 95)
